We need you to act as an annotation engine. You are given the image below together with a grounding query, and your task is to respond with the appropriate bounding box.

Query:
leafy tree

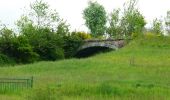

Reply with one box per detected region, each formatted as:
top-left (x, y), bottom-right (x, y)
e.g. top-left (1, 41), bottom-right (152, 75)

top-left (25, 27), bottom-right (64, 61)
top-left (152, 18), bottom-right (163, 35)
top-left (27, 0), bottom-right (59, 29)
top-left (107, 9), bottom-right (121, 39)
top-left (56, 20), bottom-right (70, 37)
top-left (0, 27), bottom-right (16, 57)
top-left (107, 0), bottom-right (145, 39)
top-left (16, 0), bottom-right (65, 61)
top-left (12, 36), bottom-right (39, 63)
top-left (17, 0), bottom-right (61, 33)
top-left (16, 15), bottom-right (36, 37)
top-left (120, 0), bottom-right (146, 38)
top-left (0, 27), bottom-right (38, 63)
top-left (83, 1), bottom-right (107, 37)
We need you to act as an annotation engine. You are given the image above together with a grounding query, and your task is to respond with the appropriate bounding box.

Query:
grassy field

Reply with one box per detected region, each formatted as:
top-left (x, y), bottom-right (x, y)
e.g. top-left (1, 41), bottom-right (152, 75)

top-left (0, 36), bottom-right (170, 100)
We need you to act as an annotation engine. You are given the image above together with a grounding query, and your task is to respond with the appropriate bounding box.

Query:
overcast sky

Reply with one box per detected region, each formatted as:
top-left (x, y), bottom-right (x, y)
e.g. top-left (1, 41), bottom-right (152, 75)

top-left (0, 0), bottom-right (170, 32)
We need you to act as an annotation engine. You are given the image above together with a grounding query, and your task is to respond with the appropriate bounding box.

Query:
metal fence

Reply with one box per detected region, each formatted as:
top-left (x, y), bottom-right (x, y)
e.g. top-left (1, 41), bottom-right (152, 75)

top-left (0, 77), bottom-right (33, 92)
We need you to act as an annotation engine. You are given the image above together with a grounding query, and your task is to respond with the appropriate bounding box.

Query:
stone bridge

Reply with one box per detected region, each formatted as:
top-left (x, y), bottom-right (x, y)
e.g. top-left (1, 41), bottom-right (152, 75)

top-left (75, 39), bottom-right (126, 58)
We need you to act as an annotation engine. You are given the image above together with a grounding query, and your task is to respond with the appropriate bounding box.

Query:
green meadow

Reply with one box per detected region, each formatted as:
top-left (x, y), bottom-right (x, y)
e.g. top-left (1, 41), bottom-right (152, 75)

top-left (0, 36), bottom-right (170, 100)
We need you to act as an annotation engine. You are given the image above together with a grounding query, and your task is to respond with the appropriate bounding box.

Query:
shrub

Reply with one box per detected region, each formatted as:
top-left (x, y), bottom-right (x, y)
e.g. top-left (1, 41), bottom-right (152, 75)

top-left (72, 31), bottom-right (91, 40)
top-left (64, 33), bottom-right (84, 58)
top-left (28, 27), bottom-right (64, 61)
top-left (54, 48), bottom-right (65, 60)
top-left (0, 28), bottom-right (39, 64)
top-left (144, 32), bottom-right (157, 39)
top-left (13, 36), bottom-right (39, 63)
top-left (0, 54), bottom-right (15, 66)
top-left (0, 35), bottom-right (39, 64)
top-left (131, 32), bottom-right (138, 39)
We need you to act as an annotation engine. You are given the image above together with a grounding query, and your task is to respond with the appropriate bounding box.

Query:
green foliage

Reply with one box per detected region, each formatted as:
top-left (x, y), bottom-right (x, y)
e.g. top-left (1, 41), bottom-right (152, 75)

top-left (83, 1), bottom-right (107, 37)
top-left (107, 9), bottom-right (121, 39)
top-left (29, 0), bottom-right (59, 28)
top-left (63, 31), bottom-right (91, 58)
top-left (0, 54), bottom-right (15, 66)
top-left (151, 18), bottom-right (163, 35)
top-left (13, 36), bottom-right (39, 63)
top-left (16, 0), bottom-right (70, 62)
top-left (72, 31), bottom-right (91, 40)
top-left (16, 16), bottom-right (35, 36)
top-left (56, 20), bottom-right (70, 37)
top-left (144, 32), bottom-right (158, 39)
top-left (64, 33), bottom-right (84, 58)
top-left (121, 0), bottom-right (146, 38)
top-left (0, 28), bottom-right (39, 64)
top-left (107, 0), bottom-right (146, 39)
top-left (0, 17), bottom-right (67, 65)
top-left (131, 32), bottom-right (139, 39)
top-left (28, 28), bottom-right (64, 61)
top-left (14, 0), bottom-right (83, 63)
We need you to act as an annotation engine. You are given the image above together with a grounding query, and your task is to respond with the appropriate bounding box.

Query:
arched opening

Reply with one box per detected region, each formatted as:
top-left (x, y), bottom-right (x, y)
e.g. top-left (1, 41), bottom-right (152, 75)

top-left (75, 46), bottom-right (115, 58)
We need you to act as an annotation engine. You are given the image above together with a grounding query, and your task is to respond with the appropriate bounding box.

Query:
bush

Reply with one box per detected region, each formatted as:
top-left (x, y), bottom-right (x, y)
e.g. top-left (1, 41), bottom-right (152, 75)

top-left (0, 35), bottom-right (39, 64)
top-left (64, 33), bottom-right (84, 58)
top-left (72, 31), bottom-right (91, 40)
top-left (27, 27), bottom-right (64, 61)
top-left (0, 54), bottom-right (15, 66)
top-left (144, 32), bottom-right (158, 39)
top-left (0, 28), bottom-right (39, 64)
top-left (131, 32), bottom-right (138, 39)
top-left (54, 48), bottom-right (65, 60)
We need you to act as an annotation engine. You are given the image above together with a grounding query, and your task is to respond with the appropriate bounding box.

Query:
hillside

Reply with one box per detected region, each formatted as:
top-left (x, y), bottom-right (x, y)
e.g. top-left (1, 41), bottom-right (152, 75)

top-left (0, 36), bottom-right (170, 100)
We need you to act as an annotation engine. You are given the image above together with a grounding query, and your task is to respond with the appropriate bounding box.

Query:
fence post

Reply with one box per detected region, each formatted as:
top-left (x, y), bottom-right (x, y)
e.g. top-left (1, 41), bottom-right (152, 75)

top-left (30, 76), bottom-right (33, 88)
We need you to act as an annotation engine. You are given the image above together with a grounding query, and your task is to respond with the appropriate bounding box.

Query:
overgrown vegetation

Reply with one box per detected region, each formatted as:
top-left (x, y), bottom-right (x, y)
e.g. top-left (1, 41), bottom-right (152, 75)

top-left (0, 0), bottom-right (87, 65)
top-left (0, 35), bottom-right (170, 100)
top-left (0, 0), bottom-right (169, 65)
top-left (1, 0), bottom-right (170, 99)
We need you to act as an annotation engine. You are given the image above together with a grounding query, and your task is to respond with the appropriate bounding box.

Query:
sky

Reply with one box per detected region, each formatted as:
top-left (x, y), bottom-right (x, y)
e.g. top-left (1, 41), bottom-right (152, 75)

top-left (0, 0), bottom-right (170, 32)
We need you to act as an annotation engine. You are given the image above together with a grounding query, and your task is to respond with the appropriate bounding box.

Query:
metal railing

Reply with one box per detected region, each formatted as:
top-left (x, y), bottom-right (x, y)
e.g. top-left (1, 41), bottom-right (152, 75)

top-left (0, 76), bottom-right (33, 92)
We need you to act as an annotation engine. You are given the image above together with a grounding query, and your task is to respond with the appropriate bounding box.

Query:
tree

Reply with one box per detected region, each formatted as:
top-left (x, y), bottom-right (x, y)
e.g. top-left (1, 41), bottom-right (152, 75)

top-left (56, 20), bottom-right (70, 37)
top-left (0, 27), bottom-right (38, 63)
top-left (120, 0), bottom-right (146, 38)
top-left (16, 0), bottom-right (65, 61)
top-left (16, 15), bottom-right (36, 37)
top-left (165, 11), bottom-right (170, 35)
top-left (28, 0), bottom-right (59, 29)
top-left (83, 1), bottom-right (107, 37)
top-left (107, 9), bottom-right (121, 39)
top-left (152, 18), bottom-right (163, 35)
top-left (27, 27), bottom-right (64, 61)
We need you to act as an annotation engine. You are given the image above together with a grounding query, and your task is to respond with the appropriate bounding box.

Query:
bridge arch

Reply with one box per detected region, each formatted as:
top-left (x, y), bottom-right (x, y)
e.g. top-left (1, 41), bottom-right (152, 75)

top-left (79, 42), bottom-right (118, 51)
top-left (75, 39), bottom-right (125, 58)
top-left (75, 45), bottom-right (116, 58)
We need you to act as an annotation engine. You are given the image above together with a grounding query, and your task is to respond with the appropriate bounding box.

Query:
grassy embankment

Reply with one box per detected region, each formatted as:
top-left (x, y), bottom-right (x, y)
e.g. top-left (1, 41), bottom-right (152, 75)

top-left (0, 36), bottom-right (170, 100)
